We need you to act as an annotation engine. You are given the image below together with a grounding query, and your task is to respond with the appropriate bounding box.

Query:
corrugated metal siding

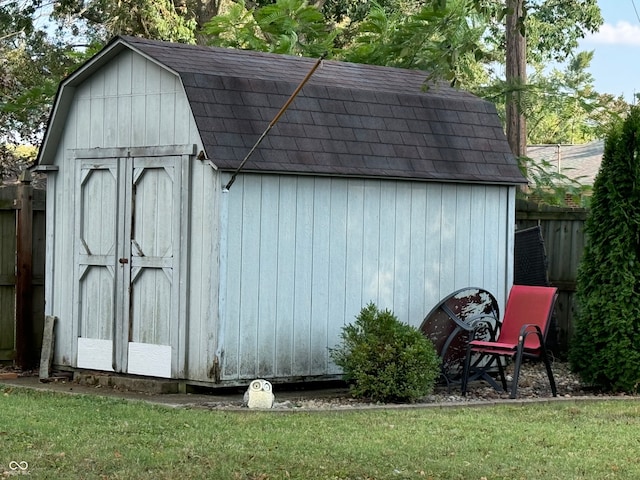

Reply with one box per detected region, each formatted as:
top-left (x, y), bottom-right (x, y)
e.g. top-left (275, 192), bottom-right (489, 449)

top-left (219, 174), bottom-right (514, 381)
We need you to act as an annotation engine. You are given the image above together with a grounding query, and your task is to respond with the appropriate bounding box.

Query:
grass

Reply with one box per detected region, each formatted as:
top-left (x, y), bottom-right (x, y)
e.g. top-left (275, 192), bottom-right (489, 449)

top-left (1, 385), bottom-right (640, 479)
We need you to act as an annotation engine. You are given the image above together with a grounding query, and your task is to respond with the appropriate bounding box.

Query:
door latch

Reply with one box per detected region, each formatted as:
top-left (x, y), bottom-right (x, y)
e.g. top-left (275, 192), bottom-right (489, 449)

top-left (119, 258), bottom-right (129, 264)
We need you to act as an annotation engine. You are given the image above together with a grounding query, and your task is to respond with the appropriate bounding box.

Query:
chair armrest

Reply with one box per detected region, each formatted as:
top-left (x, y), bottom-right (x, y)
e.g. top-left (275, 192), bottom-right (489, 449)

top-left (518, 324), bottom-right (544, 346)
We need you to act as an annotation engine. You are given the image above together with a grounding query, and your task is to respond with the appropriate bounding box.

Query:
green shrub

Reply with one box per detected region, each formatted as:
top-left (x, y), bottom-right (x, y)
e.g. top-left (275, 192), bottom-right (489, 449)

top-left (569, 106), bottom-right (640, 392)
top-left (330, 302), bottom-right (440, 403)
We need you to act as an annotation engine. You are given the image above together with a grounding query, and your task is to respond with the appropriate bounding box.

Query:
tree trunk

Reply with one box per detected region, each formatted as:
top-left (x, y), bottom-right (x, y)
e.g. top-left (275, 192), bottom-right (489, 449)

top-left (505, 0), bottom-right (527, 157)
top-left (191, 0), bottom-right (223, 44)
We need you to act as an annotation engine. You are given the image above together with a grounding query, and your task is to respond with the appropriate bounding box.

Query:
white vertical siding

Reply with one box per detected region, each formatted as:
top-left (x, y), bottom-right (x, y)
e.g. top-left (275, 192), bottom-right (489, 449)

top-left (408, 184), bottom-right (427, 323)
top-left (310, 183), bottom-right (331, 373)
top-left (393, 182), bottom-right (412, 320)
top-left (257, 176), bottom-right (280, 377)
top-left (292, 177), bottom-right (314, 374)
top-left (424, 185), bottom-right (443, 303)
top-left (378, 182), bottom-right (396, 306)
top-left (220, 174), bottom-right (513, 381)
top-left (238, 175), bottom-right (261, 377)
top-left (274, 182), bottom-right (296, 376)
top-left (185, 159), bottom-right (220, 382)
top-left (345, 180), bottom-right (365, 319)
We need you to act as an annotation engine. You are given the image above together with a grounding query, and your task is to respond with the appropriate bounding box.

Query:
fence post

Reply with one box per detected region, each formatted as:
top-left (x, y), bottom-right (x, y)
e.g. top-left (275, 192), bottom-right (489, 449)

top-left (15, 170), bottom-right (34, 369)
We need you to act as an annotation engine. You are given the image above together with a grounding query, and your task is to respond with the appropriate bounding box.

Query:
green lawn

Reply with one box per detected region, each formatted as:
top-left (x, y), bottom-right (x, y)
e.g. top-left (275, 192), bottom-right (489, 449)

top-left (1, 385), bottom-right (639, 479)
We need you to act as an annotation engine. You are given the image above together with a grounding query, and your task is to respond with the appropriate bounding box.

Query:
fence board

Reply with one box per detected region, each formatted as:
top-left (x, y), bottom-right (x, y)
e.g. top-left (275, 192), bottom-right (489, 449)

top-left (32, 207), bottom-right (46, 357)
top-left (516, 200), bottom-right (587, 356)
top-left (15, 179), bottom-right (34, 367)
top-left (0, 192), bottom-right (17, 360)
top-left (0, 184), bottom-right (46, 364)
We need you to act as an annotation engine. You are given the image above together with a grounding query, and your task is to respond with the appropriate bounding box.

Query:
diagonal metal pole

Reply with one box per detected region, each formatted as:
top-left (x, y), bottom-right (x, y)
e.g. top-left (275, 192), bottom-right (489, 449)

top-left (224, 52), bottom-right (327, 191)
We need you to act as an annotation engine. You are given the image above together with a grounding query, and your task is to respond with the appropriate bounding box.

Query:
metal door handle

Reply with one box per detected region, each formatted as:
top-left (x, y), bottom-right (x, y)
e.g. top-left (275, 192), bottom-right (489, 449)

top-left (119, 258), bottom-right (129, 264)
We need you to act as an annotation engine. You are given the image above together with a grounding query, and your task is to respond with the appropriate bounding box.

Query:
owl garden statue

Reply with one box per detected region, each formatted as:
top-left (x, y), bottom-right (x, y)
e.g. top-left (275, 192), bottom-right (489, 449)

top-left (243, 379), bottom-right (275, 409)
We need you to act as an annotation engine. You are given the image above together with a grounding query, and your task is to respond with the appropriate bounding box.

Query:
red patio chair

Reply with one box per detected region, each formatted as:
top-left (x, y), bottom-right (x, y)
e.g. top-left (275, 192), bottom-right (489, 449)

top-left (461, 285), bottom-right (558, 399)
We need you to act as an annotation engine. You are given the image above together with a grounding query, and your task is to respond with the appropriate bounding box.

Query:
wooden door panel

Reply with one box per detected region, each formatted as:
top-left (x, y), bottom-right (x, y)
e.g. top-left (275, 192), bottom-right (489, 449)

top-left (78, 266), bottom-right (115, 340)
top-left (126, 158), bottom-right (178, 378)
top-left (79, 167), bottom-right (117, 257)
top-left (130, 268), bottom-right (172, 345)
top-left (73, 150), bottom-right (187, 378)
top-left (76, 161), bottom-right (118, 371)
top-left (131, 165), bottom-right (174, 257)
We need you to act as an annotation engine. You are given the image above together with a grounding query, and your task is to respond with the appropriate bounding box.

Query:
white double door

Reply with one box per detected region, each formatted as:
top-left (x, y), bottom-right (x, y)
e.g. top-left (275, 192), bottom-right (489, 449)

top-left (73, 149), bottom-right (189, 378)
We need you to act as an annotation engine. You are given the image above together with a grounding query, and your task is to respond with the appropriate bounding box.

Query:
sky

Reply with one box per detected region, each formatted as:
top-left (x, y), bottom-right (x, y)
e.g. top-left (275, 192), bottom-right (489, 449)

top-left (579, 1), bottom-right (640, 103)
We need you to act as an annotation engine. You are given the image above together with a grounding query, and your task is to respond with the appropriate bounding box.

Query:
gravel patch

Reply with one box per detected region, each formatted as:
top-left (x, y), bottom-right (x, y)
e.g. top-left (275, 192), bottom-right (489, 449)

top-left (196, 361), bottom-right (638, 411)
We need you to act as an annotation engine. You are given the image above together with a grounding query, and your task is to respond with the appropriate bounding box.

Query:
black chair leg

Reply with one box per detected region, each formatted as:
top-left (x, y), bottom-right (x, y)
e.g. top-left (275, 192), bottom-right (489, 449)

top-left (510, 345), bottom-right (525, 399)
top-left (496, 357), bottom-right (508, 392)
top-left (461, 344), bottom-right (473, 396)
top-left (540, 345), bottom-right (557, 397)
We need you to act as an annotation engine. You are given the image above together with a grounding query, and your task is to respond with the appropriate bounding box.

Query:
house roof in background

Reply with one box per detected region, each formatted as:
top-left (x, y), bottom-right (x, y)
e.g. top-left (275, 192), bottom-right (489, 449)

top-left (527, 140), bottom-right (604, 185)
top-left (38, 36), bottom-right (526, 185)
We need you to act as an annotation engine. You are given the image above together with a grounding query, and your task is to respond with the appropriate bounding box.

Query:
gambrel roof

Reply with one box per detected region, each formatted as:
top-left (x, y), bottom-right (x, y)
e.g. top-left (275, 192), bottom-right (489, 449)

top-left (38, 35), bottom-right (525, 185)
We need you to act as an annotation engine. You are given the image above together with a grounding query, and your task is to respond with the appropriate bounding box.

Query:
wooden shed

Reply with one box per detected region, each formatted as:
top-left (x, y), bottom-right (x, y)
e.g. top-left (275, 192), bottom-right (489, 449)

top-left (35, 36), bottom-right (525, 385)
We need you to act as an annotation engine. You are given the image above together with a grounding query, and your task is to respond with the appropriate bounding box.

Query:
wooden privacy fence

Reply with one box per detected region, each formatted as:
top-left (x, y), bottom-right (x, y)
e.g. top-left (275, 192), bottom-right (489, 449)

top-left (0, 173), bottom-right (45, 368)
top-left (516, 199), bottom-right (588, 357)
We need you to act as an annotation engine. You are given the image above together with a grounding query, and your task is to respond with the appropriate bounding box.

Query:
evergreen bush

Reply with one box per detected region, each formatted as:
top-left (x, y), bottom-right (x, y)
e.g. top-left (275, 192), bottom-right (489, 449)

top-left (569, 106), bottom-right (640, 392)
top-left (330, 303), bottom-right (440, 403)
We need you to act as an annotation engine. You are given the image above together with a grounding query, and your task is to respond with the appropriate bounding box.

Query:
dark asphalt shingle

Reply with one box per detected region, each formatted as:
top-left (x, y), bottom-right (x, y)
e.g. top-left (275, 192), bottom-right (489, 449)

top-left (122, 36), bottom-right (525, 185)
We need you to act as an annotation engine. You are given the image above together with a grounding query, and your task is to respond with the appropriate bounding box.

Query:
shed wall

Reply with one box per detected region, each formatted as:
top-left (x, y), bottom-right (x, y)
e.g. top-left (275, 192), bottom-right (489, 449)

top-left (44, 51), bottom-right (218, 380)
top-left (219, 174), bottom-right (514, 381)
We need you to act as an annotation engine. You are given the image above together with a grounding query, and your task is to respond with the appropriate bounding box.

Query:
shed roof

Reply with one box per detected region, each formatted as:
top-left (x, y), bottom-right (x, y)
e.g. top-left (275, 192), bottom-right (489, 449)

top-left (38, 36), bottom-right (525, 185)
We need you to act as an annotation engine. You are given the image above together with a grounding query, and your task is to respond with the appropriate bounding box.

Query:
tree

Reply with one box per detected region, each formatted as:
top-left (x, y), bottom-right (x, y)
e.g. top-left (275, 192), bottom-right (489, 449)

top-left (0, 34), bottom-right (82, 144)
top-left (0, 0), bottom-right (613, 184)
top-left (569, 107), bottom-right (640, 392)
top-left (485, 0), bottom-right (602, 155)
top-left (351, 0), bottom-right (603, 156)
top-left (320, 0), bottom-right (423, 25)
top-left (524, 0), bottom-right (603, 64)
top-left (505, 0), bottom-right (526, 156)
top-left (0, 144), bottom-right (37, 183)
top-left (344, 0), bottom-right (492, 88)
top-left (52, 0), bottom-right (197, 43)
top-left (204, 0), bottom-right (493, 88)
top-left (0, 1), bottom-right (100, 181)
top-left (203, 0), bottom-right (336, 56)
top-left (524, 51), bottom-right (628, 145)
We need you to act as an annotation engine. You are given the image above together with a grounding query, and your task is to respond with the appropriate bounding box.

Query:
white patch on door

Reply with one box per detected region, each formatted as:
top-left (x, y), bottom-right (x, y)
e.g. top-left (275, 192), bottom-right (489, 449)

top-left (127, 342), bottom-right (172, 378)
top-left (77, 338), bottom-right (115, 371)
